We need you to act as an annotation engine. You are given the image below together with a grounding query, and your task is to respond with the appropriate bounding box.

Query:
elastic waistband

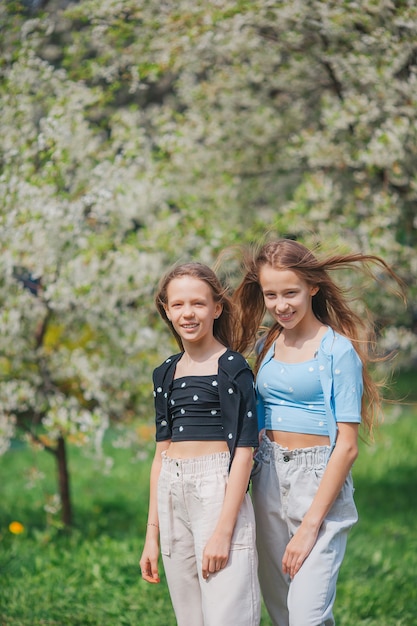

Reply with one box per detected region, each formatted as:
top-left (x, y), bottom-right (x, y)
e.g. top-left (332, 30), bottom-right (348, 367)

top-left (259, 433), bottom-right (331, 467)
top-left (161, 450), bottom-right (230, 475)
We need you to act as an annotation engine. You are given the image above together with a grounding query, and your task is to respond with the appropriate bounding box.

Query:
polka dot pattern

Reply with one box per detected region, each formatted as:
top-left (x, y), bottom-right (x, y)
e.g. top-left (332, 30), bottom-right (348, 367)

top-left (153, 350), bottom-right (259, 453)
top-left (257, 358), bottom-right (329, 436)
top-left (168, 375), bottom-right (224, 442)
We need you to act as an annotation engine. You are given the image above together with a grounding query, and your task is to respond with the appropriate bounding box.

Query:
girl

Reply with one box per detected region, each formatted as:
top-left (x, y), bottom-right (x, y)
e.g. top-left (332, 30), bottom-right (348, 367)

top-left (232, 239), bottom-right (404, 626)
top-left (139, 262), bottom-right (261, 626)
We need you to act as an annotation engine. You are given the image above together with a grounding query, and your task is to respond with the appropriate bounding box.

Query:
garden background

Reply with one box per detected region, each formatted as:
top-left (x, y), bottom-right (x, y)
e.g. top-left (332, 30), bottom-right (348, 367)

top-left (1, 1), bottom-right (416, 624)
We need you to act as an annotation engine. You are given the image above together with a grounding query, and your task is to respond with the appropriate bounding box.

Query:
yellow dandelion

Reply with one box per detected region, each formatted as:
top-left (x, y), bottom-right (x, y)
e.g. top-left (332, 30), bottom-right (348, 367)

top-left (9, 521), bottom-right (25, 535)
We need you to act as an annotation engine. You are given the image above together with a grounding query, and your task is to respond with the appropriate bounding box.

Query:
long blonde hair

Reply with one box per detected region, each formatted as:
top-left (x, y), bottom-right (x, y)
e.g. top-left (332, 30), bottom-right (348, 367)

top-left (232, 239), bottom-right (406, 437)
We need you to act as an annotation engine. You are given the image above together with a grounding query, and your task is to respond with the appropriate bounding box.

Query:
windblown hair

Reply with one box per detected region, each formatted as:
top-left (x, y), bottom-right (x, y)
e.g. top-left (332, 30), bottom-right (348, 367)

top-left (155, 262), bottom-right (236, 351)
top-left (232, 239), bottom-right (406, 437)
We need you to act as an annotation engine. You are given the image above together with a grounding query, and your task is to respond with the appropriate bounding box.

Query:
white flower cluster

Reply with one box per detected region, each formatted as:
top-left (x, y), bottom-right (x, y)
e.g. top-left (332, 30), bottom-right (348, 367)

top-left (378, 327), bottom-right (417, 369)
top-left (41, 395), bottom-right (109, 443)
top-left (0, 413), bottom-right (16, 455)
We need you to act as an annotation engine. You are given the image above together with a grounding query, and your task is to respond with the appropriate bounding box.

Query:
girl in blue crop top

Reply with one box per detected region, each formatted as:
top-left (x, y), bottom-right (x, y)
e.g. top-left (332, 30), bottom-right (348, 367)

top-left (140, 262), bottom-right (260, 626)
top-left (232, 238), bottom-right (404, 626)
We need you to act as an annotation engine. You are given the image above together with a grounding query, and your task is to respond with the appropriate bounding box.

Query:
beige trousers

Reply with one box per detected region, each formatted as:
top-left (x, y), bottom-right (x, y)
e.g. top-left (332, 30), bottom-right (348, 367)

top-left (158, 451), bottom-right (260, 626)
top-left (251, 434), bottom-right (358, 626)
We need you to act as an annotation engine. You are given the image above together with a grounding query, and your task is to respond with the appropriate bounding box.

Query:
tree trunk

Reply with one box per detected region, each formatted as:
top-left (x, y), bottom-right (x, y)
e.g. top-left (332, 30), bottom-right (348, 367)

top-left (56, 435), bottom-right (72, 526)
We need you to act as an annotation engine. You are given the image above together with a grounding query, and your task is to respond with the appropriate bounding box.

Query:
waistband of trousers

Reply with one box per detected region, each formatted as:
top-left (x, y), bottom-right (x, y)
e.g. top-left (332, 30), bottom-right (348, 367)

top-left (161, 450), bottom-right (230, 475)
top-left (259, 432), bottom-right (331, 467)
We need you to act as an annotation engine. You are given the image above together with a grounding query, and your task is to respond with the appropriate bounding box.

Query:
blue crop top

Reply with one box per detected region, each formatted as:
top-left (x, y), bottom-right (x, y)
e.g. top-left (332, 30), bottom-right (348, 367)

top-left (168, 375), bottom-right (225, 442)
top-left (256, 356), bottom-right (329, 437)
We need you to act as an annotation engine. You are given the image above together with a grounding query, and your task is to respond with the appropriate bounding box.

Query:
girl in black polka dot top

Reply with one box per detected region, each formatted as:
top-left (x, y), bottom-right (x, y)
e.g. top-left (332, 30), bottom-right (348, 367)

top-left (140, 262), bottom-right (260, 626)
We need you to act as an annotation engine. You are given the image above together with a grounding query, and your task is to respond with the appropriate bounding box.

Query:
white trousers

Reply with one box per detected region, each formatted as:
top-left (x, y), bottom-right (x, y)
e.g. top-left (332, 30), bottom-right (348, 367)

top-left (158, 451), bottom-right (261, 626)
top-left (251, 435), bottom-right (358, 626)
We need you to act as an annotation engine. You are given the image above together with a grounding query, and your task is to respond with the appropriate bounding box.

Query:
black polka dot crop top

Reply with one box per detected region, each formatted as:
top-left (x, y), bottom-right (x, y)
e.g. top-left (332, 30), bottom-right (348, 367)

top-left (168, 375), bottom-right (225, 442)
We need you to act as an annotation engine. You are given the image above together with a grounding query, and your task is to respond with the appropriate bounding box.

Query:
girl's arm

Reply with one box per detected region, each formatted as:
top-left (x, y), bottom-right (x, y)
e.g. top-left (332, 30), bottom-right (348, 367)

top-left (282, 421), bottom-right (359, 579)
top-left (139, 440), bottom-right (171, 583)
top-left (201, 446), bottom-right (253, 580)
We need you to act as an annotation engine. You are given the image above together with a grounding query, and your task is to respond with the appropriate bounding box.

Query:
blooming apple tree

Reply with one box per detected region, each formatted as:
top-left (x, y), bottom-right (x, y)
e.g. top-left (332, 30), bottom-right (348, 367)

top-left (1, 0), bottom-right (416, 524)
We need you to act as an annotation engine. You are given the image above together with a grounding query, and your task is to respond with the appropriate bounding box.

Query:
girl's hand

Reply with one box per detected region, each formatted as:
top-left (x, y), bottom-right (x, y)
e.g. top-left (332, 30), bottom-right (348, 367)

top-left (139, 538), bottom-right (161, 584)
top-left (201, 531), bottom-right (231, 580)
top-left (282, 522), bottom-right (319, 579)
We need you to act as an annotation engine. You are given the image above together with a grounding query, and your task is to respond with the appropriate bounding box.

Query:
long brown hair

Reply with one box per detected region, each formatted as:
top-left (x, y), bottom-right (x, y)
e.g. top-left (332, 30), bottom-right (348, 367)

top-left (155, 262), bottom-right (236, 351)
top-left (232, 239), bottom-right (406, 436)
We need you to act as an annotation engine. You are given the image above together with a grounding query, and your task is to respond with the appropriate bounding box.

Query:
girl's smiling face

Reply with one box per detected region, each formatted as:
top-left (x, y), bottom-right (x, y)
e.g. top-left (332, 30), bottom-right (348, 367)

top-left (164, 276), bottom-right (222, 346)
top-left (259, 265), bottom-right (319, 330)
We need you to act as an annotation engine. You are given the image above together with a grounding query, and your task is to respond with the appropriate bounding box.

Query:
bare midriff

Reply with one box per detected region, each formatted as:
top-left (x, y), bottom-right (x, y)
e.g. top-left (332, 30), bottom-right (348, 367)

top-left (166, 440), bottom-right (229, 459)
top-left (266, 430), bottom-right (330, 450)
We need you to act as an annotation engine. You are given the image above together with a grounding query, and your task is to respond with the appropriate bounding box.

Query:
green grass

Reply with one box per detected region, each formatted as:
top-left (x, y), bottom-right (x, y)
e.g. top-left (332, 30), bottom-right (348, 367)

top-left (0, 438), bottom-right (173, 626)
top-left (1, 400), bottom-right (417, 625)
top-left (335, 404), bottom-right (417, 626)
